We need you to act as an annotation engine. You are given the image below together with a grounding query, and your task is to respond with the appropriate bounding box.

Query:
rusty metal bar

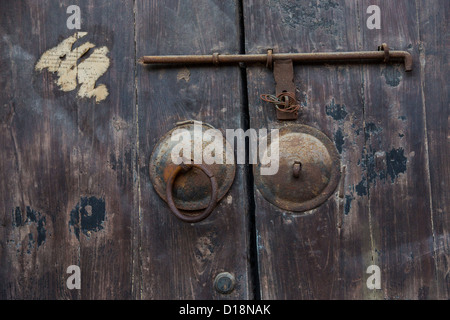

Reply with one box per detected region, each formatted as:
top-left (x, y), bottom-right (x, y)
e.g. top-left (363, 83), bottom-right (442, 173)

top-left (139, 48), bottom-right (413, 71)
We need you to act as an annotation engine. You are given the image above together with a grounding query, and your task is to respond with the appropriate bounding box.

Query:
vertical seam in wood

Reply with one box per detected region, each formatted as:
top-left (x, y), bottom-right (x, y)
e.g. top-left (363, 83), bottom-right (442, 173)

top-left (74, 44), bottom-right (82, 300)
top-left (8, 123), bottom-right (25, 216)
top-left (414, 0), bottom-right (439, 293)
top-left (132, 0), bottom-right (143, 300)
top-left (356, 1), bottom-right (377, 300)
top-left (337, 165), bottom-right (346, 229)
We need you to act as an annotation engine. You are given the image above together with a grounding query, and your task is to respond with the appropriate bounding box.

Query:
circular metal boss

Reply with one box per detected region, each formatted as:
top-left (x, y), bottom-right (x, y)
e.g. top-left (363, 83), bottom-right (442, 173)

top-left (254, 124), bottom-right (341, 212)
top-left (149, 121), bottom-right (236, 212)
top-left (214, 272), bottom-right (236, 294)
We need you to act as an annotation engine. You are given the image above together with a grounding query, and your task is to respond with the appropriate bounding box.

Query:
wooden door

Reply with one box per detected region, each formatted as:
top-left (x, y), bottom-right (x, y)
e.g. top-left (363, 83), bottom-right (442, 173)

top-left (244, 0), bottom-right (449, 300)
top-left (0, 0), bottom-right (448, 300)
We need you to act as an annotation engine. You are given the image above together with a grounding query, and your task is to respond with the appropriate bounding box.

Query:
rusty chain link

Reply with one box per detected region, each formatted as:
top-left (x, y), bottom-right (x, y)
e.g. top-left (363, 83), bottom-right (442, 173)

top-left (260, 92), bottom-right (300, 114)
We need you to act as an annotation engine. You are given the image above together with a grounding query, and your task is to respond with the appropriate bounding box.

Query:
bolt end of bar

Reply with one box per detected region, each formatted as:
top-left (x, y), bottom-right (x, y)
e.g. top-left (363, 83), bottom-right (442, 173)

top-left (404, 52), bottom-right (413, 72)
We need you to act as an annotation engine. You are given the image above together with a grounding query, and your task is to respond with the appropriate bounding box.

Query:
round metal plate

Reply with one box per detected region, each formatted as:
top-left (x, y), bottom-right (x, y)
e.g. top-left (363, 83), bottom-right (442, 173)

top-left (149, 121), bottom-right (235, 211)
top-left (254, 124), bottom-right (341, 212)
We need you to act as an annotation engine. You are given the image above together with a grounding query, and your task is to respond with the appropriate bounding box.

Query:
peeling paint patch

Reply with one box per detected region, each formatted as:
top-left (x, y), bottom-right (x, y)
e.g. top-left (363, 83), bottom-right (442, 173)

top-left (194, 231), bottom-right (218, 263)
top-left (13, 207), bottom-right (22, 227)
top-left (69, 196), bottom-right (106, 240)
top-left (77, 46), bottom-right (110, 102)
top-left (177, 67), bottom-right (190, 82)
top-left (35, 32), bottom-right (110, 103)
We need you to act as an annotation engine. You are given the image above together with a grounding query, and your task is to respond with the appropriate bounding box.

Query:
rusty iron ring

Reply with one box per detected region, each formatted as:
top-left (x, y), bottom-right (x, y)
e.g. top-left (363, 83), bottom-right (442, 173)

top-left (166, 163), bottom-right (218, 223)
top-left (149, 121), bottom-right (236, 211)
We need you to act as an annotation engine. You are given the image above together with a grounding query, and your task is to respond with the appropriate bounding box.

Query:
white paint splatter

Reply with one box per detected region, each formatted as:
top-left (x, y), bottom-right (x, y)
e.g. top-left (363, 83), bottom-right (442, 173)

top-left (35, 32), bottom-right (110, 103)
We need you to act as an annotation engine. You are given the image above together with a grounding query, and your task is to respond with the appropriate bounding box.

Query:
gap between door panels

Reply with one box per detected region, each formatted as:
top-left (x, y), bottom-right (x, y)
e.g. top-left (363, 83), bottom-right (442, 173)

top-left (238, 0), bottom-right (261, 300)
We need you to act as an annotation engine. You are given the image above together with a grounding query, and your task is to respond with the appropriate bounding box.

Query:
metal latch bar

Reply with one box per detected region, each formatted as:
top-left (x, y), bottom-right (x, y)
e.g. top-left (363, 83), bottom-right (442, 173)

top-left (139, 44), bottom-right (412, 120)
top-left (139, 45), bottom-right (412, 71)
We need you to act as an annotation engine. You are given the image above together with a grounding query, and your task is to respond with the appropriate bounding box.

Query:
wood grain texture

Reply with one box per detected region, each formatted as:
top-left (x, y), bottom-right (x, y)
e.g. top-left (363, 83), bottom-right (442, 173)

top-left (0, 0), bottom-right (136, 299)
top-left (359, 0), bottom-right (448, 299)
top-left (417, 0), bottom-right (450, 298)
top-left (243, 0), bottom-right (373, 299)
top-left (135, 0), bottom-right (252, 299)
top-left (244, 0), bottom-right (448, 300)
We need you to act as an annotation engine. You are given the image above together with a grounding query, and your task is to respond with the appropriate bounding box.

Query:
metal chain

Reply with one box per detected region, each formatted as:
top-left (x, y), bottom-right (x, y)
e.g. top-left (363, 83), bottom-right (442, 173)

top-left (260, 92), bottom-right (300, 113)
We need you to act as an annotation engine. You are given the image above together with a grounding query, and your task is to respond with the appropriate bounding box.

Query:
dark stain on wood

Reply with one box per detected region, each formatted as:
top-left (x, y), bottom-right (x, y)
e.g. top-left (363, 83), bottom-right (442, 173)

top-left (382, 65), bottom-right (403, 87)
top-left (355, 145), bottom-right (408, 195)
top-left (11, 206), bottom-right (46, 248)
top-left (69, 197), bottom-right (106, 241)
top-left (334, 128), bottom-right (345, 154)
top-left (325, 99), bottom-right (348, 121)
top-left (344, 194), bottom-right (354, 216)
top-left (25, 207), bottom-right (47, 248)
top-left (385, 148), bottom-right (408, 183)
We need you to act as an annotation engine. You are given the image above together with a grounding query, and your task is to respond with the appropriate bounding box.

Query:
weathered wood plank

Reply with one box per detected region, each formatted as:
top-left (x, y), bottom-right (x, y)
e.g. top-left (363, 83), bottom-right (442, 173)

top-left (359, 0), bottom-right (442, 299)
top-left (418, 0), bottom-right (450, 299)
top-left (0, 0), bottom-right (136, 299)
top-left (244, 0), bottom-right (372, 299)
top-left (135, 0), bottom-right (252, 299)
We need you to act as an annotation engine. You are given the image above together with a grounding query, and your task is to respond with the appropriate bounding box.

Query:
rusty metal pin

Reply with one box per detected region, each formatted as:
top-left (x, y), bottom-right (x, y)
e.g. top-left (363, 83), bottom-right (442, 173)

top-left (293, 161), bottom-right (302, 178)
